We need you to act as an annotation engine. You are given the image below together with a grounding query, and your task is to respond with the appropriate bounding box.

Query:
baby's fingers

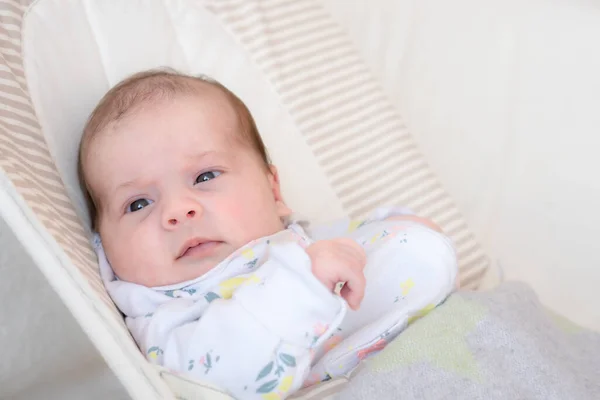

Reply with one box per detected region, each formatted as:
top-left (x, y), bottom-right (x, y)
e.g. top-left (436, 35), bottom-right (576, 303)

top-left (339, 270), bottom-right (366, 310)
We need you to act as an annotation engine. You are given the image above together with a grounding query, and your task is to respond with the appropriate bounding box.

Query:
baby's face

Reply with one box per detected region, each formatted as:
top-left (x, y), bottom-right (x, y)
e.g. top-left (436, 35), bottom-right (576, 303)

top-left (85, 90), bottom-right (290, 287)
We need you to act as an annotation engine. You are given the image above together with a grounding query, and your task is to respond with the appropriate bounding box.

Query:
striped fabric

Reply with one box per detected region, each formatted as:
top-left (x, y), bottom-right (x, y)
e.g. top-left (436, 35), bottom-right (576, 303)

top-left (0, 1), bottom-right (177, 399)
top-left (0, 0), bottom-right (490, 398)
top-left (206, 0), bottom-right (490, 288)
top-left (0, 0), bottom-right (126, 323)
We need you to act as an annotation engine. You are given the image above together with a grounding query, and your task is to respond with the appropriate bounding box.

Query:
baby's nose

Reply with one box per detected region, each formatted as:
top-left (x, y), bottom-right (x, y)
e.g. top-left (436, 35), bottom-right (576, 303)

top-left (165, 207), bottom-right (198, 227)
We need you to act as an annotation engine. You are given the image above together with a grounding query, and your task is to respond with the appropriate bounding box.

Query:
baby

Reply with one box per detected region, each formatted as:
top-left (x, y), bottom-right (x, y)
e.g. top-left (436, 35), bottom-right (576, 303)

top-left (78, 69), bottom-right (458, 399)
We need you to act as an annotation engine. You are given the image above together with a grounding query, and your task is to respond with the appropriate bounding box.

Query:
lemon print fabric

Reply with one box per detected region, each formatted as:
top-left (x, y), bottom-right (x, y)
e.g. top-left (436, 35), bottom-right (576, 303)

top-left (254, 352), bottom-right (298, 399)
top-left (218, 274), bottom-right (261, 299)
top-left (147, 346), bottom-right (164, 362)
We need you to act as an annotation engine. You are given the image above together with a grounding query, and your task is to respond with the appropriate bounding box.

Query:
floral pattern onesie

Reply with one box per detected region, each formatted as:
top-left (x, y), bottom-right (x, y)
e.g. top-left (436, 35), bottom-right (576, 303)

top-left (96, 207), bottom-right (458, 399)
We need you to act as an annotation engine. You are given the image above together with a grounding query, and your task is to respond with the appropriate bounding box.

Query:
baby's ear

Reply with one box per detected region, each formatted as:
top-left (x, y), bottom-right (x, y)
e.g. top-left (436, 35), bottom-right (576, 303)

top-left (268, 165), bottom-right (293, 217)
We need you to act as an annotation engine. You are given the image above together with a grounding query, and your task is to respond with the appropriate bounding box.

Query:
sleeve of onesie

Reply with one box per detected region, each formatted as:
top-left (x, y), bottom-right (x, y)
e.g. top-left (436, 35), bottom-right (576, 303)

top-left (308, 206), bottom-right (415, 241)
top-left (126, 242), bottom-right (347, 400)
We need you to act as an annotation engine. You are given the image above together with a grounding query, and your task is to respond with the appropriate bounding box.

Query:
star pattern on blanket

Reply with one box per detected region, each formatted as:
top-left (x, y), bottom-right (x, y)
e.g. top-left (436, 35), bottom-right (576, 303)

top-left (367, 296), bottom-right (487, 381)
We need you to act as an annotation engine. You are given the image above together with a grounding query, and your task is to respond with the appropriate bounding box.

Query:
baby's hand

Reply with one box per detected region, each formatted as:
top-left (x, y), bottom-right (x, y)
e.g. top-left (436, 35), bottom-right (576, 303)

top-left (306, 238), bottom-right (367, 310)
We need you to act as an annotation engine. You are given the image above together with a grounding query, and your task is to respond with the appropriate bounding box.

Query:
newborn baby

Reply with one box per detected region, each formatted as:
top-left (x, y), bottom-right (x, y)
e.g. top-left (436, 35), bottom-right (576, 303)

top-left (78, 69), bottom-right (458, 399)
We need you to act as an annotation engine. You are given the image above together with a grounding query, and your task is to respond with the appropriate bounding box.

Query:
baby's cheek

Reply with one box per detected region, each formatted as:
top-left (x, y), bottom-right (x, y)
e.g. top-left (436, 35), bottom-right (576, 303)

top-left (105, 222), bottom-right (164, 285)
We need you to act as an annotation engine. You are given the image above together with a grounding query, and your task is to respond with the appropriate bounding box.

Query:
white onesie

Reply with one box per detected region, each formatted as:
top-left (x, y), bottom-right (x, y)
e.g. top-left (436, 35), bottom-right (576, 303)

top-left (96, 207), bottom-right (457, 399)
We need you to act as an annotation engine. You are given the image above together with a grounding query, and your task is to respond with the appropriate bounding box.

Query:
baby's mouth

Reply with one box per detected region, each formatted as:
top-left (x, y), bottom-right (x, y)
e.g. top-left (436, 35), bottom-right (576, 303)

top-left (177, 238), bottom-right (223, 260)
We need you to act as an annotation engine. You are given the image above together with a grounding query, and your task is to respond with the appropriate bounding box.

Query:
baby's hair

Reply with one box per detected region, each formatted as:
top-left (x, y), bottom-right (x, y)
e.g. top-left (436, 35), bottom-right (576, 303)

top-left (78, 68), bottom-right (270, 230)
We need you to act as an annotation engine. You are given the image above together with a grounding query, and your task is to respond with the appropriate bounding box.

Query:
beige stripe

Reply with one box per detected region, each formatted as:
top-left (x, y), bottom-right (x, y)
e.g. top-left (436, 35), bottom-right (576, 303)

top-left (0, 0), bottom-right (25, 12)
top-left (258, 34), bottom-right (354, 73)
top-left (0, 28), bottom-right (21, 44)
top-left (0, 72), bottom-right (26, 89)
top-left (348, 181), bottom-right (440, 220)
top-left (56, 233), bottom-right (95, 266)
top-left (464, 254), bottom-right (490, 273)
top-left (212, 0), bottom-right (271, 23)
top-left (258, 39), bottom-right (354, 75)
top-left (6, 168), bottom-right (86, 230)
top-left (0, 45), bottom-right (18, 58)
top-left (312, 114), bottom-right (400, 160)
top-left (0, 87), bottom-right (35, 109)
top-left (0, 37), bottom-right (19, 53)
top-left (1, 102), bottom-right (39, 126)
top-left (319, 116), bottom-right (408, 160)
top-left (305, 107), bottom-right (394, 153)
top-left (0, 11), bottom-right (22, 23)
top-left (458, 248), bottom-right (488, 269)
top-left (0, 142), bottom-right (60, 184)
top-left (217, 0), bottom-right (301, 23)
top-left (260, 0), bottom-right (320, 22)
top-left (458, 262), bottom-right (488, 288)
top-left (276, 58), bottom-right (366, 95)
top-left (451, 230), bottom-right (476, 249)
top-left (0, 1), bottom-right (25, 15)
top-left (0, 116), bottom-right (45, 143)
top-left (254, 29), bottom-right (350, 67)
top-left (305, 103), bottom-right (395, 150)
top-left (237, 6), bottom-right (328, 42)
top-left (273, 48), bottom-right (356, 83)
top-left (2, 162), bottom-right (70, 205)
top-left (437, 213), bottom-right (467, 234)
top-left (0, 46), bottom-right (22, 61)
top-left (0, 81), bottom-right (31, 99)
top-left (411, 189), bottom-right (453, 217)
top-left (342, 167), bottom-right (434, 214)
top-left (7, 180), bottom-right (82, 235)
top-left (303, 100), bottom-right (393, 148)
top-left (2, 175), bottom-right (69, 212)
top-left (0, 64), bottom-right (25, 84)
top-left (458, 254), bottom-right (487, 278)
top-left (261, 5), bottom-right (325, 34)
top-left (261, 16), bottom-right (333, 43)
top-left (0, 94), bottom-right (35, 117)
top-left (0, 94), bottom-right (37, 117)
top-left (23, 189), bottom-right (85, 230)
top-left (345, 179), bottom-right (437, 218)
top-left (289, 75), bottom-right (382, 120)
top-left (251, 24), bottom-right (343, 66)
top-left (27, 204), bottom-right (91, 251)
top-left (0, 31), bottom-right (20, 45)
top-left (293, 82), bottom-right (379, 121)
top-left (69, 242), bottom-right (97, 266)
top-left (0, 60), bottom-right (24, 77)
top-left (21, 188), bottom-right (88, 235)
top-left (297, 88), bottom-right (384, 133)
top-left (320, 125), bottom-right (412, 172)
top-left (23, 205), bottom-right (88, 246)
top-left (31, 214), bottom-right (88, 261)
top-left (329, 144), bottom-right (423, 188)
top-left (327, 151), bottom-right (420, 192)
top-left (446, 229), bottom-right (473, 251)
top-left (336, 155), bottom-right (426, 199)
top-left (0, 126), bottom-right (55, 163)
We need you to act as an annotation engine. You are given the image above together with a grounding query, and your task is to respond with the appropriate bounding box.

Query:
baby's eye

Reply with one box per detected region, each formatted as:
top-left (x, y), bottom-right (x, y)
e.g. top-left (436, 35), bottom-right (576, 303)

top-left (195, 171), bottom-right (221, 184)
top-left (127, 198), bottom-right (153, 213)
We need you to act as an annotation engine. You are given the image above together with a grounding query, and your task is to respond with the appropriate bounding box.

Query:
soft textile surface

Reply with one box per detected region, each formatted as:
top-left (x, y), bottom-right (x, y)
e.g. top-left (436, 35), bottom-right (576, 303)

top-left (338, 282), bottom-right (600, 400)
top-left (1, 0), bottom-right (493, 398)
top-left (321, 0), bottom-right (600, 330)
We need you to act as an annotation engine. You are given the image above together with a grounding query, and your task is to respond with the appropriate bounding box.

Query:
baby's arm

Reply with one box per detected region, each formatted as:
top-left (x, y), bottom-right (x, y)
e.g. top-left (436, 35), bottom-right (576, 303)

top-left (128, 242), bottom-right (346, 400)
top-left (384, 214), bottom-right (443, 233)
top-left (308, 206), bottom-right (440, 241)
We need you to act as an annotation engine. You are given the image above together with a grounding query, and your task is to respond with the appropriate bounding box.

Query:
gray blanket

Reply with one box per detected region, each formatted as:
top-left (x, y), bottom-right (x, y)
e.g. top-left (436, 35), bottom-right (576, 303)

top-left (336, 282), bottom-right (600, 399)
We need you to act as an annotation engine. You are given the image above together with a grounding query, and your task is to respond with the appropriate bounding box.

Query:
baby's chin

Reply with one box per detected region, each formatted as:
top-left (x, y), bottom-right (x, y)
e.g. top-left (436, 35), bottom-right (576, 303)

top-left (113, 243), bottom-right (235, 287)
